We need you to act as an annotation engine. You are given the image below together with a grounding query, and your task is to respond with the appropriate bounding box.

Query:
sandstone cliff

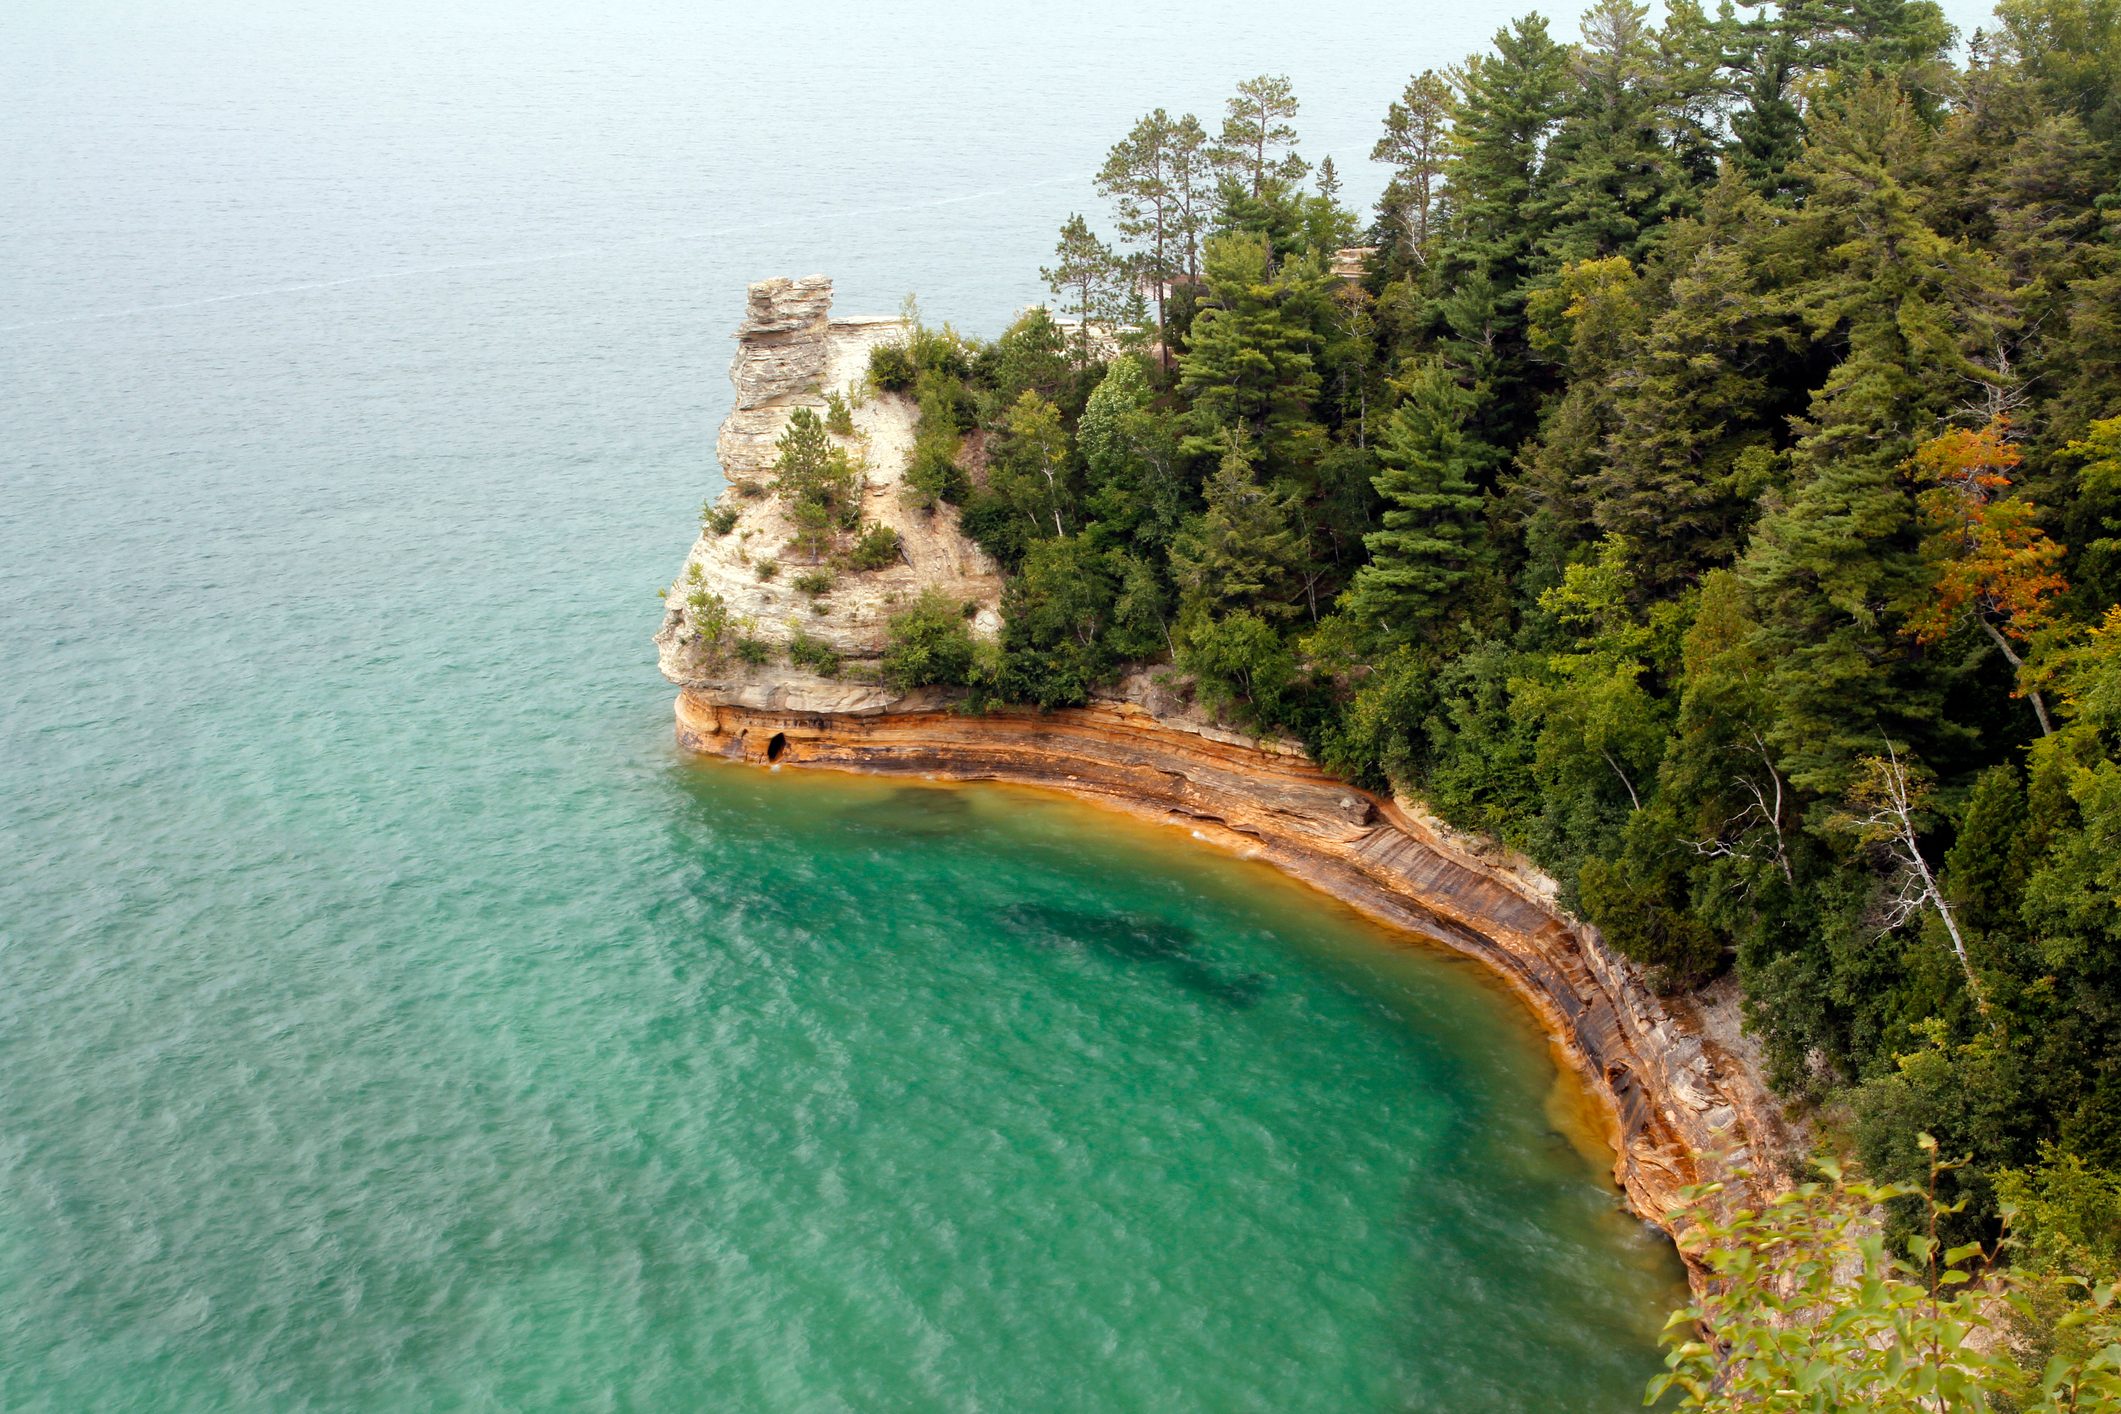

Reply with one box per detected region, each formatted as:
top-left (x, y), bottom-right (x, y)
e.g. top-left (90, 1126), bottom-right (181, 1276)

top-left (658, 275), bottom-right (1792, 1277)
top-left (654, 276), bottom-right (1003, 713)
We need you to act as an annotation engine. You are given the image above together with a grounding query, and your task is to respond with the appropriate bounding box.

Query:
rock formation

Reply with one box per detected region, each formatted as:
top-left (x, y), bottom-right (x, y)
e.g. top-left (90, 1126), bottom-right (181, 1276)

top-left (659, 276), bottom-right (1792, 1281)
top-left (655, 277), bottom-right (1004, 712)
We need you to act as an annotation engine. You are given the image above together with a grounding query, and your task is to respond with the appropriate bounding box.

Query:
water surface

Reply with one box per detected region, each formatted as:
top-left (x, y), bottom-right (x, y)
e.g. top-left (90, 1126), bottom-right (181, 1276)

top-left (0, 1), bottom-right (1738, 1406)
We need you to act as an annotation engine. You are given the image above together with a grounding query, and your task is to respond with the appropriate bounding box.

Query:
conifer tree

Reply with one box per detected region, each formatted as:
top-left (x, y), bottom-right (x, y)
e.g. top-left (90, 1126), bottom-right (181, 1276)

top-left (1176, 233), bottom-right (1323, 470)
top-left (1171, 433), bottom-right (1305, 623)
top-left (1343, 357), bottom-right (1492, 646)
top-left (1432, 14), bottom-right (1569, 447)
top-left (1041, 214), bottom-right (1126, 369)
top-left (1097, 111), bottom-right (1189, 362)
top-left (1167, 112), bottom-right (1217, 282)
top-left (1588, 174), bottom-right (1797, 586)
top-left (1531, 0), bottom-right (1699, 268)
top-left (1372, 70), bottom-right (1454, 266)
top-left (1738, 77), bottom-right (2007, 792)
top-left (1214, 75), bottom-right (1308, 197)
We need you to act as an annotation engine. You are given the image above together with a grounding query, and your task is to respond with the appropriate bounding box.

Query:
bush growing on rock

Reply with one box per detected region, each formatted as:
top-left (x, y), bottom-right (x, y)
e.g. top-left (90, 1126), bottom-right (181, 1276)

top-left (701, 501), bottom-right (739, 536)
top-left (868, 341), bottom-right (917, 394)
top-left (847, 523), bottom-right (902, 571)
top-left (793, 569), bottom-right (834, 598)
top-left (906, 440), bottom-right (968, 510)
top-left (684, 587), bottom-right (729, 651)
top-left (823, 389), bottom-right (856, 437)
top-left (882, 589), bottom-right (978, 691)
top-left (786, 630), bottom-right (840, 678)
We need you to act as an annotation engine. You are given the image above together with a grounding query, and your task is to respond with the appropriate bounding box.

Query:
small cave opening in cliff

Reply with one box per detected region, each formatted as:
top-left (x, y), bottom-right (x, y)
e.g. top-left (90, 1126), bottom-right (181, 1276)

top-left (766, 732), bottom-right (788, 764)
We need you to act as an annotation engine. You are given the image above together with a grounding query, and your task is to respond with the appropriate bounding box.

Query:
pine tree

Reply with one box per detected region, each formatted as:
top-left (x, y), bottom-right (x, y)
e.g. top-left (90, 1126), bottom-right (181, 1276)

top-left (1515, 252), bottom-right (1649, 568)
top-left (1041, 214), bottom-right (1125, 368)
top-left (1170, 433), bottom-right (1305, 623)
top-left (1589, 173), bottom-right (1798, 587)
top-left (1214, 75), bottom-right (1307, 197)
top-left (1342, 358), bottom-right (1492, 646)
top-left (1530, 0), bottom-right (1699, 269)
top-left (1439, 16), bottom-right (1568, 289)
top-left (1737, 78), bottom-right (2010, 792)
top-left (1176, 233), bottom-right (1323, 470)
top-left (1097, 110), bottom-right (1188, 364)
top-left (1168, 112), bottom-right (1216, 281)
top-left (1728, 0), bottom-right (1956, 198)
top-left (1372, 70), bottom-right (1454, 266)
top-left (1431, 14), bottom-right (1569, 449)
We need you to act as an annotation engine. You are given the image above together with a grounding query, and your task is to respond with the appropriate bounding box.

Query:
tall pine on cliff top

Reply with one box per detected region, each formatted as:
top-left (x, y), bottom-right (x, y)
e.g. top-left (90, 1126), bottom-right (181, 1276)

top-left (1342, 358), bottom-right (1492, 648)
top-left (1530, 0), bottom-right (1699, 268)
top-left (1430, 14), bottom-right (1569, 450)
top-left (1372, 70), bottom-right (1454, 267)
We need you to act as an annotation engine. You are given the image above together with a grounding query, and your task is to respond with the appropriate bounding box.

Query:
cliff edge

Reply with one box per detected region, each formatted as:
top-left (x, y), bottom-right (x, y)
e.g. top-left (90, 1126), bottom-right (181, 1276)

top-left (658, 276), bottom-right (1793, 1275)
top-left (655, 276), bottom-right (1004, 712)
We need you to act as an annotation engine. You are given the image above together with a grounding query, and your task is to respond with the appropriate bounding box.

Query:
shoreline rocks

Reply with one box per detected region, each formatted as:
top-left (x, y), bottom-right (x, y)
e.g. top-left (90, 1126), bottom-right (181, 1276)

top-left (658, 276), bottom-right (1794, 1290)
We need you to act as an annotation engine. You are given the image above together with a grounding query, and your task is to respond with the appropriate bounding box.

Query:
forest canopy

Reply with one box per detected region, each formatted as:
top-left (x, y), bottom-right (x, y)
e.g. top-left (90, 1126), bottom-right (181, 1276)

top-left (870, 0), bottom-right (2121, 1315)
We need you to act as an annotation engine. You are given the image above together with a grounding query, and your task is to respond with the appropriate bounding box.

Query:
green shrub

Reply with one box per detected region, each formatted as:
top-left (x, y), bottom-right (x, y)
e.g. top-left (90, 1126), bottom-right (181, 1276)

top-left (958, 490), bottom-right (1028, 567)
top-left (824, 389), bottom-right (856, 436)
top-left (910, 324), bottom-right (974, 382)
top-left (684, 588), bottom-right (729, 649)
top-left (847, 523), bottom-right (903, 571)
top-left (733, 478), bottom-right (765, 498)
top-left (882, 588), bottom-right (978, 691)
top-left (869, 342), bottom-right (917, 393)
top-left (1179, 610), bottom-right (1296, 726)
top-left (754, 557), bottom-right (778, 581)
top-left (734, 636), bottom-right (771, 667)
top-left (787, 630), bottom-right (840, 678)
top-left (793, 569), bottom-right (835, 598)
top-left (702, 501), bottom-right (739, 536)
top-left (1651, 1145), bottom-right (2121, 1412)
top-left (906, 438), bottom-right (969, 508)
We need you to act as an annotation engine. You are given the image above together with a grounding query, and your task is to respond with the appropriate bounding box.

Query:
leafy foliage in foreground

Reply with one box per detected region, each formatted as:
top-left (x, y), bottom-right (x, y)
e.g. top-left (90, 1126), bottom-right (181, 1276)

top-left (1655, 1141), bottom-right (2121, 1410)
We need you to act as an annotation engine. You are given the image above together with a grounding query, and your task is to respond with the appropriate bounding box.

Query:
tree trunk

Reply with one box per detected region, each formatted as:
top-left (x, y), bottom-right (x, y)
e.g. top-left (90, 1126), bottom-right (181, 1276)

top-left (1978, 615), bottom-right (2053, 737)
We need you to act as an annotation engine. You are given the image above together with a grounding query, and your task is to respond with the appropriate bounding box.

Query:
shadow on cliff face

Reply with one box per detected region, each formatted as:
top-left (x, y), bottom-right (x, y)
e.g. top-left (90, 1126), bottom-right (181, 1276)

top-left (1000, 902), bottom-right (1269, 1009)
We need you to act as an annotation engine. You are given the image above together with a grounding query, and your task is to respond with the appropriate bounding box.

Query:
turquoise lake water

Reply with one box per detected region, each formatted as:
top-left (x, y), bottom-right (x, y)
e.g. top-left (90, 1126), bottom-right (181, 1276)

top-left (10, 0), bottom-right (2030, 1404)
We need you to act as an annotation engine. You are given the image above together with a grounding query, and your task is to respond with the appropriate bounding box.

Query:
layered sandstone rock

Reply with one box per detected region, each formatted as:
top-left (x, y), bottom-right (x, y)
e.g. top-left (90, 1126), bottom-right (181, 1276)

top-left (658, 275), bottom-right (1791, 1282)
top-left (654, 277), bottom-right (1004, 712)
top-left (668, 676), bottom-right (1793, 1267)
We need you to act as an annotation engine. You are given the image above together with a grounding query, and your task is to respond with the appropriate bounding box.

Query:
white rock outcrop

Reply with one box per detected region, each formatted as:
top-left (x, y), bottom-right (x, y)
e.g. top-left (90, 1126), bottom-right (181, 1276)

top-left (655, 276), bottom-right (1004, 712)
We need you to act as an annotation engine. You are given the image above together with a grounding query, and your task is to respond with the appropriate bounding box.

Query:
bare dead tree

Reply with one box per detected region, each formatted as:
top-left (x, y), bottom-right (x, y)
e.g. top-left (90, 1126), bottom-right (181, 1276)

top-left (1690, 730), bottom-right (1796, 889)
top-left (1844, 741), bottom-right (1998, 1032)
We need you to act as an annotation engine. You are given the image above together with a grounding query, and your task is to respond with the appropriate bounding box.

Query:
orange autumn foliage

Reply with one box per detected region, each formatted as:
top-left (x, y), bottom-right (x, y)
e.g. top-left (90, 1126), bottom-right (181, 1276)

top-left (1904, 417), bottom-right (2068, 647)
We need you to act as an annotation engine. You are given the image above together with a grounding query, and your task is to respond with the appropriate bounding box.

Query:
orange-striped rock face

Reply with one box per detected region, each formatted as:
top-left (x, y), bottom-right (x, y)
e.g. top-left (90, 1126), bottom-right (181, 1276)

top-left (659, 277), bottom-right (1793, 1296)
top-left (669, 681), bottom-right (1793, 1288)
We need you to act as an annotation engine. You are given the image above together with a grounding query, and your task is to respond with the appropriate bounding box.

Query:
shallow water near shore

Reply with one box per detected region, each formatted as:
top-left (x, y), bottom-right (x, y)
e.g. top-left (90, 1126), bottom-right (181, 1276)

top-left (2, 742), bottom-right (1689, 1408)
top-left (0, 0), bottom-right (1707, 1406)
